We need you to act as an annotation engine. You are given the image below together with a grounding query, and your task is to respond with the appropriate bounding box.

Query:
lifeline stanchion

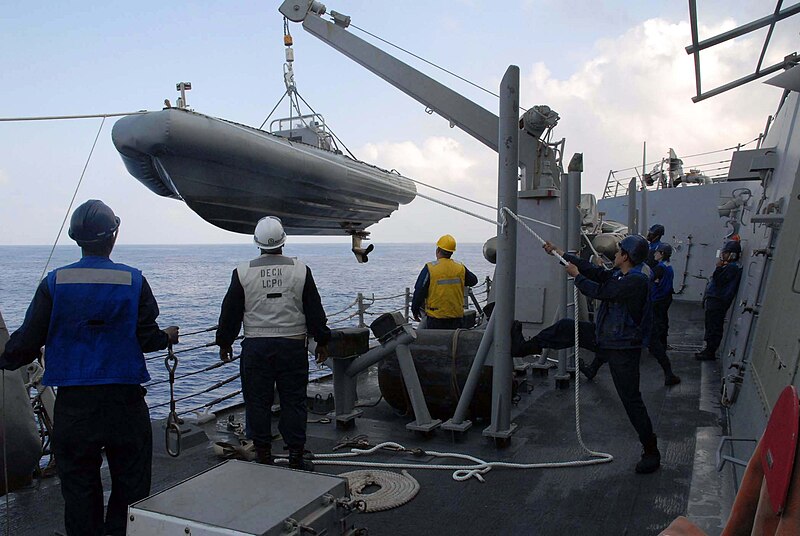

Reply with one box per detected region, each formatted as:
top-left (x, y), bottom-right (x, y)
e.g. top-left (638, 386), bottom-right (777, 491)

top-left (164, 343), bottom-right (182, 458)
top-left (2, 370), bottom-right (9, 536)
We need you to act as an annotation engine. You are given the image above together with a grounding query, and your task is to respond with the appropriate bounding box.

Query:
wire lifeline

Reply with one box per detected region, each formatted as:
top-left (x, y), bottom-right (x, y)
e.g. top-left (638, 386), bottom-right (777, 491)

top-left (0, 111), bottom-right (148, 122)
top-left (38, 117), bottom-right (107, 284)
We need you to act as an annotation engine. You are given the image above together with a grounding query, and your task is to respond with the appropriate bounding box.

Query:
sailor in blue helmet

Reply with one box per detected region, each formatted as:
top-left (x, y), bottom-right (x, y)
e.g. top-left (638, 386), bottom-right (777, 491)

top-left (575, 241), bottom-right (681, 386)
top-left (695, 240), bottom-right (743, 360)
top-left (511, 234), bottom-right (661, 473)
top-left (648, 243), bottom-right (680, 385)
top-left (0, 199), bottom-right (179, 536)
top-left (215, 216), bottom-right (331, 469)
top-left (646, 224), bottom-right (665, 269)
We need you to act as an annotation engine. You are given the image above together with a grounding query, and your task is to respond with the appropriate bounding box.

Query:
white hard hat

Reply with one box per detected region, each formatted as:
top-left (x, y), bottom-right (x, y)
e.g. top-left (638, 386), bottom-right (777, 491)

top-left (254, 216), bottom-right (286, 250)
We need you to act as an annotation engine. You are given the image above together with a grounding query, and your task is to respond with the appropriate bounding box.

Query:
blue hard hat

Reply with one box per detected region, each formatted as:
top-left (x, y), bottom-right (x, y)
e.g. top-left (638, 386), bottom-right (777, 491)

top-left (648, 224), bottom-right (665, 236)
top-left (655, 243), bottom-right (673, 258)
top-left (722, 241), bottom-right (741, 255)
top-left (68, 199), bottom-right (120, 245)
top-left (619, 234), bottom-right (649, 265)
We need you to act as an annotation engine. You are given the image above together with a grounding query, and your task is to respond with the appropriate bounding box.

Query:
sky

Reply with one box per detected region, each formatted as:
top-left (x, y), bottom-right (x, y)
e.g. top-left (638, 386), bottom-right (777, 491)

top-left (0, 1), bottom-right (797, 246)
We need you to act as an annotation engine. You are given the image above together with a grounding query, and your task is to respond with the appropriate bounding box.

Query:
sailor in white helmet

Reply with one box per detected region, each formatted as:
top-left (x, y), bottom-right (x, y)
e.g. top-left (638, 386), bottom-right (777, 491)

top-left (215, 216), bottom-right (330, 469)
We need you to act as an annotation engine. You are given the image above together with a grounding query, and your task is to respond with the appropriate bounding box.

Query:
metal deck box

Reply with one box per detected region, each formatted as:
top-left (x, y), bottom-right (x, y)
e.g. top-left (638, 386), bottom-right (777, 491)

top-left (127, 460), bottom-right (359, 535)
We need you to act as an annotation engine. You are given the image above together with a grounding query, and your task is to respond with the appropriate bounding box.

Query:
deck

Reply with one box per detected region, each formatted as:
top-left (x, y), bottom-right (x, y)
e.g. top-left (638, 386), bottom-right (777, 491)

top-left (1, 301), bottom-right (736, 535)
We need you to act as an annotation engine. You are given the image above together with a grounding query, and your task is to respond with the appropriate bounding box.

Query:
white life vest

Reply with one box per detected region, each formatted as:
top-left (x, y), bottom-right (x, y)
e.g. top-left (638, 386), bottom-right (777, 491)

top-left (237, 254), bottom-right (307, 338)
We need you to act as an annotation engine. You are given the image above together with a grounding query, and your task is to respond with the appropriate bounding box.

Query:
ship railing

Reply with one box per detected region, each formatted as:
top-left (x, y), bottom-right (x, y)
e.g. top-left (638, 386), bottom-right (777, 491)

top-left (600, 138), bottom-right (762, 199)
top-left (141, 282), bottom-right (492, 420)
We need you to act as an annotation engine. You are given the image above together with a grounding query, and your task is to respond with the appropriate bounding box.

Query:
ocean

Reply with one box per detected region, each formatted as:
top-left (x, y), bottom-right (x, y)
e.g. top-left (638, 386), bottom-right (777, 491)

top-left (0, 243), bottom-right (495, 418)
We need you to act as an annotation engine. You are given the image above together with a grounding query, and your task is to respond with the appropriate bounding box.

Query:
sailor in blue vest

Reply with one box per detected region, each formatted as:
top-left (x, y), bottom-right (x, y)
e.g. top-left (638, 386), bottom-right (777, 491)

top-left (646, 224), bottom-right (665, 269)
top-left (695, 240), bottom-right (743, 360)
top-left (510, 235), bottom-right (661, 473)
top-left (649, 243), bottom-right (681, 385)
top-left (216, 216), bottom-right (331, 469)
top-left (0, 199), bottom-right (179, 536)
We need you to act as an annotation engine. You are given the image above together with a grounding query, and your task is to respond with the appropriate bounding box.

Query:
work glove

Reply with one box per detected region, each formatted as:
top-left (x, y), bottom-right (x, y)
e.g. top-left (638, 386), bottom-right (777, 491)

top-left (164, 326), bottom-right (180, 344)
top-left (219, 345), bottom-right (234, 363)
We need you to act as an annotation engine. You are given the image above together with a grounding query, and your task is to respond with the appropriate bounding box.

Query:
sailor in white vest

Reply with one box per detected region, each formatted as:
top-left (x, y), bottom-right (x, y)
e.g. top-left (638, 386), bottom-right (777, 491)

top-left (216, 216), bottom-right (330, 468)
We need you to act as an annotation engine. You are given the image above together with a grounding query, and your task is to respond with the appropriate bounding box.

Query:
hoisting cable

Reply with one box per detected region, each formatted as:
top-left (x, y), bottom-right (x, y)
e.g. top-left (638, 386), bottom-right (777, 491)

top-left (349, 23), bottom-right (528, 113)
top-left (38, 117), bottom-right (106, 283)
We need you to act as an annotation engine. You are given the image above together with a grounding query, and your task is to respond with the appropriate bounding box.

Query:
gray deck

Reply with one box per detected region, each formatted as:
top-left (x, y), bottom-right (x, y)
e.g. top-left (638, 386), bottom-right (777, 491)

top-left (1, 301), bottom-right (736, 535)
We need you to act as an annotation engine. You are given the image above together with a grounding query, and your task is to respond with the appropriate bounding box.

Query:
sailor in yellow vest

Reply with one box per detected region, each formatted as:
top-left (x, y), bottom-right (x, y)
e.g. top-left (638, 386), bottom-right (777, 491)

top-left (411, 234), bottom-right (478, 329)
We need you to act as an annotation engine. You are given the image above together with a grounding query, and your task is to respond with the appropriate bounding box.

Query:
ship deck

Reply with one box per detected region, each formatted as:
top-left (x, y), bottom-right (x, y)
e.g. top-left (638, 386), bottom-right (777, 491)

top-left (2, 301), bottom-right (737, 535)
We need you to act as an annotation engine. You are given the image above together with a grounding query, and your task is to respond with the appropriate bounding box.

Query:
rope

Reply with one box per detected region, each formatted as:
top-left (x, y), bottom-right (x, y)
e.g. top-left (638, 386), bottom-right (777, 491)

top-left (370, 293), bottom-right (406, 302)
top-left (311, 441), bottom-right (611, 483)
top-left (339, 469), bottom-right (420, 512)
top-left (415, 191), bottom-right (501, 226)
top-left (38, 117), bottom-right (106, 283)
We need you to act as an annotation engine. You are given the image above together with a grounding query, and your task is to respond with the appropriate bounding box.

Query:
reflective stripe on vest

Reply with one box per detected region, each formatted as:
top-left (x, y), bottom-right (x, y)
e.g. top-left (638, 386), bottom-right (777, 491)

top-left (44, 258), bottom-right (147, 386)
top-left (238, 254), bottom-right (307, 338)
top-left (424, 258), bottom-right (466, 319)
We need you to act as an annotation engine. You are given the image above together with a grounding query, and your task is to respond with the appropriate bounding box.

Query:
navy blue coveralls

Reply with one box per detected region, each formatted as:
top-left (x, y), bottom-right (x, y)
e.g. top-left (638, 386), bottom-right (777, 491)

top-left (411, 263), bottom-right (478, 329)
top-left (702, 261), bottom-right (743, 355)
top-left (0, 256), bottom-right (170, 536)
top-left (529, 254), bottom-right (655, 444)
top-left (215, 267), bottom-right (330, 451)
top-left (649, 260), bottom-right (675, 376)
top-left (646, 239), bottom-right (661, 269)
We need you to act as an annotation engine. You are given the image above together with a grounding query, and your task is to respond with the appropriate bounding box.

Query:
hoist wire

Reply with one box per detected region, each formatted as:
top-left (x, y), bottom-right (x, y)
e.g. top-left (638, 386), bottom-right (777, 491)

top-left (38, 117), bottom-right (106, 285)
top-left (259, 90), bottom-right (290, 130)
top-left (350, 23), bottom-right (528, 112)
top-left (293, 90), bottom-right (358, 160)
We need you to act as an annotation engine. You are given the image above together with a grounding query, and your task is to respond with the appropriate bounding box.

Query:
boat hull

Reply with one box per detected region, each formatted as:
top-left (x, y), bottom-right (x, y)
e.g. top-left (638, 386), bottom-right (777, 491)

top-left (112, 109), bottom-right (416, 235)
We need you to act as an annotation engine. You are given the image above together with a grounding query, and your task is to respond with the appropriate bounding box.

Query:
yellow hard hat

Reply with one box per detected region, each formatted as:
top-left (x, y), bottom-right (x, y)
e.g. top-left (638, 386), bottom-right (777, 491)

top-left (436, 234), bottom-right (456, 252)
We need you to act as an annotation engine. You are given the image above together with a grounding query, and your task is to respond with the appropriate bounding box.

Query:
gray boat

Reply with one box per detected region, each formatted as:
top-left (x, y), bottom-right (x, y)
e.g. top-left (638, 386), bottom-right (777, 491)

top-left (112, 107), bottom-right (416, 236)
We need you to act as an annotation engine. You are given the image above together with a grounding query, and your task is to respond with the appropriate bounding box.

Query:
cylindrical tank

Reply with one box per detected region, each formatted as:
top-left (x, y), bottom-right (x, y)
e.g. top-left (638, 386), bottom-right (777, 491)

top-left (378, 328), bottom-right (512, 421)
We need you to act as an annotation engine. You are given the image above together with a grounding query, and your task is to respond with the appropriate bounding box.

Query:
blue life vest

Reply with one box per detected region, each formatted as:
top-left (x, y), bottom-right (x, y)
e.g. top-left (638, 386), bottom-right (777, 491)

top-left (44, 256), bottom-right (148, 386)
top-left (650, 261), bottom-right (674, 302)
top-left (595, 263), bottom-right (652, 349)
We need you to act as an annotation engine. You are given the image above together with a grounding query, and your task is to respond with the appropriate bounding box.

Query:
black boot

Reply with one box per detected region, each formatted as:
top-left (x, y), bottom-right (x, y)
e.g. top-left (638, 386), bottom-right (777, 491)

top-left (511, 321), bottom-right (542, 357)
top-left (657, 357), bottom-right (681, 386)
top-left (664, 374), bottom-right (681, 386)
top-left (288, 447), bottom-right (314, 471)
top-left (635, 434), bottom-right (661, 474)
top-left (578, 358), bottom-right (600, 381)
top-left (254, 444), bottom-right (273, 465)
top-left (694, 348), bottom-right (716, 361)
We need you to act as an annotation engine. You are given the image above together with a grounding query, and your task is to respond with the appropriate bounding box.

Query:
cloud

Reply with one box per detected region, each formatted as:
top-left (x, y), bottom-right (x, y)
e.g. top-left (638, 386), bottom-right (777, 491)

top-left (519, 17), bottom-right (788, 196)
top-left (359, 136), bottom-right (496, 202)
top-left (0, 169), bottom-right (9, 186)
